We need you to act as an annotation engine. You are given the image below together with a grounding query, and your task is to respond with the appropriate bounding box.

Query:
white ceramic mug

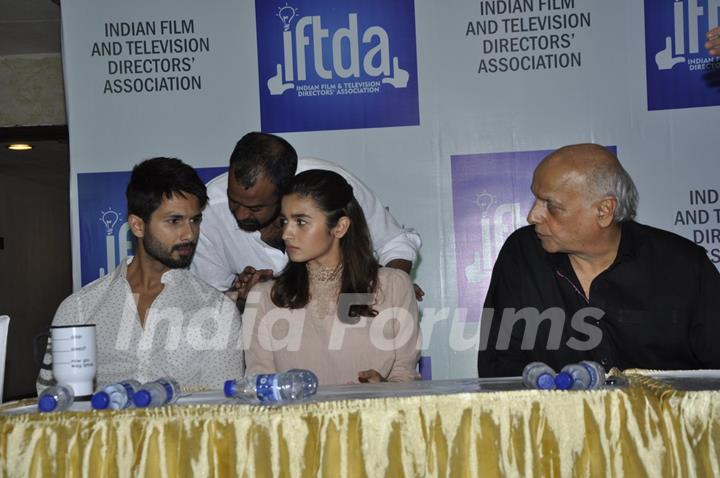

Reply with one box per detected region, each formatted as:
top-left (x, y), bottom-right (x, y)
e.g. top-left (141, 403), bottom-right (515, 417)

top-left (51, 324), bottom-right (96, 396)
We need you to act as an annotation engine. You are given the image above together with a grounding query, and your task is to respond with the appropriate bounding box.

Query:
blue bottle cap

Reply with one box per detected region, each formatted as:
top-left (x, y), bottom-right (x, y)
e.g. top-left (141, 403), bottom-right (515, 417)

top-left (536, 373), bottom-right (556, 390)
top-left (38, 395), bottom-right (58, 412)
top-left (91, 391), bottom-right (110, 410)
top-left (133, 390), bottom-right (152, 407)
top-left (223, 380), bottom-right (236, 398)
top-left (554, 372), bottom-right (574, 390)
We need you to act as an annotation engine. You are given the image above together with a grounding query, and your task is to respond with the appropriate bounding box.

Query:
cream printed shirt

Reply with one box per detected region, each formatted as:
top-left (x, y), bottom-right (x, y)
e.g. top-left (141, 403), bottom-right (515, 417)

top-left (38, 258), bottom-right (243, 392)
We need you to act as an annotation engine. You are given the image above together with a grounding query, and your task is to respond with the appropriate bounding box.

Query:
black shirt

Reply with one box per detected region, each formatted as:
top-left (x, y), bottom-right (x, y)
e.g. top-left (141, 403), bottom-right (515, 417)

top-left (477, 221), bottom-right (720, 377)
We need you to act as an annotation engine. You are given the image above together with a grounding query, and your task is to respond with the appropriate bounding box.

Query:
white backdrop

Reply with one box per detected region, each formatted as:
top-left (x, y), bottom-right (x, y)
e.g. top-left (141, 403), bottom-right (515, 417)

top-left (61, 0), bottom-right (720, 380)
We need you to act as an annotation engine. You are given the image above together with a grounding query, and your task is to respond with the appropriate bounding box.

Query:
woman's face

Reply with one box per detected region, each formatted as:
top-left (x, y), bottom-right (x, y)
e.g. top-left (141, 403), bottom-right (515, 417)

top-left (280, 193), bottom-right (347, 268)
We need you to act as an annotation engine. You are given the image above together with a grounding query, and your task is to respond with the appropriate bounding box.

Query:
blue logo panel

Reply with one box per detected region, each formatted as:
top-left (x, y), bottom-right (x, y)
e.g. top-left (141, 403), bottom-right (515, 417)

top-left (77, 167), bottom-right (226, 286)
top-left (255, 0), bottom-right (420, 132)
top-left (644, 0), bottom-right (720, 110)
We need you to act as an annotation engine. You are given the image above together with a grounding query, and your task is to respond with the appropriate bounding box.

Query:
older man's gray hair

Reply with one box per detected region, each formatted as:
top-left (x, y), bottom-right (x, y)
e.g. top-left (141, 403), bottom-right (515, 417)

top-left (586, 152), bottom-right (639, 223)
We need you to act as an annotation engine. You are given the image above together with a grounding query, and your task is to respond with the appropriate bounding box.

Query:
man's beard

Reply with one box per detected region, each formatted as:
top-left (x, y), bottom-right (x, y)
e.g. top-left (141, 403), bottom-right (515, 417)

top-left (236, 218), bottom-right (264, 232)
top-left (143, 233), bottom-right (196, 269)
top-left (236, 204), bottom-right (281, 232)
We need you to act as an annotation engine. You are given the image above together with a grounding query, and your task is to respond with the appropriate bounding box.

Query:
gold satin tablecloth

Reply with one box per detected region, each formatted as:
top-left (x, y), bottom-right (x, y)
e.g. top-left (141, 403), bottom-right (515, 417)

top-left (1, 374), bottom-right (719, 477)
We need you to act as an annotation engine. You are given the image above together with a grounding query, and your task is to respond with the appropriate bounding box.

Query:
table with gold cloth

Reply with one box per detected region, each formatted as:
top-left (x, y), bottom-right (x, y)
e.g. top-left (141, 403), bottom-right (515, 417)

top-left (1, 371), bottom-right (719, 477)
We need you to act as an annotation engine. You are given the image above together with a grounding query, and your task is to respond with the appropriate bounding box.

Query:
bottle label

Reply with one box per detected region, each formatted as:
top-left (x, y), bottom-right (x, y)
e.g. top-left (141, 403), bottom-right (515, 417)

top-left (255, 374), bottom-right (281, 402)
top-left (161, 380), bottom-right (174, 403)
top-left (121, 382), bottom-right (134, 399)
top-left (581, 363), bottom-right (599, 388)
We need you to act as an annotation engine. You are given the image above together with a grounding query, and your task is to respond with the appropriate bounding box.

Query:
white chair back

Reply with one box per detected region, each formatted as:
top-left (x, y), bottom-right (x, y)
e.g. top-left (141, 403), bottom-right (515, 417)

top-left (0, 315), bottom-right (9, 403)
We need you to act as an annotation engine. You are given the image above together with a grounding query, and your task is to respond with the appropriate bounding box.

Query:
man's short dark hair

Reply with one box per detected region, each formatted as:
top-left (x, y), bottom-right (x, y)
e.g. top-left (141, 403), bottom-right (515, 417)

top-left (126, 157), bottom-right (208, 221)
top-left (229, 132), bottom-right (298, 197)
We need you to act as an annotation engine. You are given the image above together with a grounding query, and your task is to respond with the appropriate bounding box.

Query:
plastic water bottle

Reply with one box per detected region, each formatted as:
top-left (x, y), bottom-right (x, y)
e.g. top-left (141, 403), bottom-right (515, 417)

top-left (38, 384), bottom-right (74, 413)
top-left (522, 362), bottom-right (556, 390)
top-left (132, 377), bottom-right (181, 408)
top-left (287, 369), bottom-right (320, 396)
top-left (557, 364), bottom-right (592, 390)
top-left (91, 379), bottom-right (142, 410)
top-left (224, 369), bottom-right (319, 403)
top-left (578, 360), bottom-right (606, 389)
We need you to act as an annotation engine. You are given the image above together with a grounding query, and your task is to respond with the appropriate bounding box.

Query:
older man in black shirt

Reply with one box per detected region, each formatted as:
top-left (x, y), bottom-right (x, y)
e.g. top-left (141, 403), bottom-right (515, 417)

top-left (477, 144), bottom-right (720, 377)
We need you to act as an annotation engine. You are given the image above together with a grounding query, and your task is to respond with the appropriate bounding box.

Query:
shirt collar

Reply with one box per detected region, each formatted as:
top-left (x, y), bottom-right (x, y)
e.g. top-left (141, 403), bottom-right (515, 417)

top-left (544, 221), bottom-right (638, 271)
top-left (117, 256), bottom-right (184, 285)
top-left (615, 221), bottom-right (637, 261)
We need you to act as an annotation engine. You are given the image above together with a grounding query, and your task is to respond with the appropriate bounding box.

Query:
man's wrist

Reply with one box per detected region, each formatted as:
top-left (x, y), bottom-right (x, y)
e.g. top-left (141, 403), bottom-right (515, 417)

top-left (384, 259), bottom-right (412, 274)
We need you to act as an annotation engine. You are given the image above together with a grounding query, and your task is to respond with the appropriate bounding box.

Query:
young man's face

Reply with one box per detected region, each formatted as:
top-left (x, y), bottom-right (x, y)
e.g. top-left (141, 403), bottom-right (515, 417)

top-left (141, 192), bottom-right (203, 269)
top-left (227, 170), bottom-right (280, 232)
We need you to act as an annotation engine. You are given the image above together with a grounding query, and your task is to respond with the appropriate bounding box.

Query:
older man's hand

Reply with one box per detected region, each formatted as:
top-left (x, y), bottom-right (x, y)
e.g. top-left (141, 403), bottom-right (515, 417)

top-left (231, 266), bottom-right (273, 312)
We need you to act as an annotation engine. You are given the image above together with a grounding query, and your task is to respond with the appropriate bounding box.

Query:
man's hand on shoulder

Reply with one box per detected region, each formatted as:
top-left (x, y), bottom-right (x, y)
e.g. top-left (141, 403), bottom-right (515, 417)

top-left (230, 266), bottom-right (274, 312)
top-left (384, 259), bottom-right (425, 301)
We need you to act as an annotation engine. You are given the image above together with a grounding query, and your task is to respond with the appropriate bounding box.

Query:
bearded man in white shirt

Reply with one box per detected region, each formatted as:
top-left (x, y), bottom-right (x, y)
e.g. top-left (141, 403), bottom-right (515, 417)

top-left (38, 158), bottom-right (243, 393)
top-left (191, 132), bottom-right (423, 308)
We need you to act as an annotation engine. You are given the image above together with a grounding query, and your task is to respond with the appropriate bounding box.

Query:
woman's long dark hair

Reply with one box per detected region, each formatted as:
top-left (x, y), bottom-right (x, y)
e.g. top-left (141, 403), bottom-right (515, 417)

top-left (271, 169), bottom-right (379, 317)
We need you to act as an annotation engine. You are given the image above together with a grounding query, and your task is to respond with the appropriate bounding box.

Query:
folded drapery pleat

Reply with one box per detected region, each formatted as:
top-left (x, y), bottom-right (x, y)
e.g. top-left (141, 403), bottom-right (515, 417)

top-left (1, 374), bottom-right (719, 477)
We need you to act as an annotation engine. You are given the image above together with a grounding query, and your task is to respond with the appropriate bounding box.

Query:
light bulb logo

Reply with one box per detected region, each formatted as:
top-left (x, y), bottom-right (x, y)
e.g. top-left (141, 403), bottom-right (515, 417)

top-left (99, 208), bottom-right (119, 236)
top-left (474, 191), bottom-right (495, 218)
top-left (276, 3), bottom-right (298, 31)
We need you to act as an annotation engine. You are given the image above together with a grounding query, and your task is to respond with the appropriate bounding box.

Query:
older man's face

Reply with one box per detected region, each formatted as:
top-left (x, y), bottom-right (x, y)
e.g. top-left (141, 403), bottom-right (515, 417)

top-left (227, 170), bottom-right (281, 232)
top-left (526, 160), bottom-right (600, 255)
